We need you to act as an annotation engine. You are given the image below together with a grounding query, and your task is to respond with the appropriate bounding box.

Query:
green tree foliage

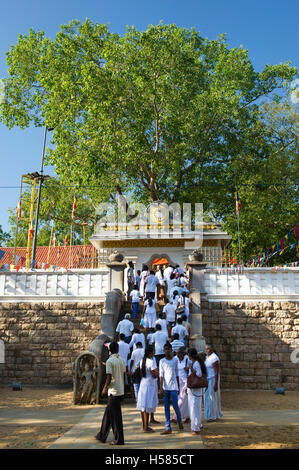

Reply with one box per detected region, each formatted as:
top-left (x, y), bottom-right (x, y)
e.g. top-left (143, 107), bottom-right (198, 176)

top-left (0, 20), bottom-right (298, 260)
top-left (0, 225), bottom-right (11, 246)
top-left (7, 178), bottom-right (96, 247)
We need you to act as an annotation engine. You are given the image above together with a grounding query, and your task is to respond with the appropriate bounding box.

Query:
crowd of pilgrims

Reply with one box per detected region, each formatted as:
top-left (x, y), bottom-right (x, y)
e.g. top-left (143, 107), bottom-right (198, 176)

top-left (113, 262), bottom-right (223, 435)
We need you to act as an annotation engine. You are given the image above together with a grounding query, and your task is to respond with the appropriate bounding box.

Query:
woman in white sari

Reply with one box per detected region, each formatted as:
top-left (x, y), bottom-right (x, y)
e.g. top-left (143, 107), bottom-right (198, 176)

top-left (204, 344), bottom-right (223, 422)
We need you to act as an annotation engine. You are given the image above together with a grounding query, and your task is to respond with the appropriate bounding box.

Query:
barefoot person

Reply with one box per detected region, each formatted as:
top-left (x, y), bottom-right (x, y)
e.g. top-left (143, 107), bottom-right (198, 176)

top-left (95, 341), bottom-right (126, 445)
top-left (159, 343), bottom-right (184, 435)
top-left (187, 348), bottom-right (206, 435)
top-left (204, 343), bottom-right (223, 422)
top-left (136, 345), bottom-right (159, 432)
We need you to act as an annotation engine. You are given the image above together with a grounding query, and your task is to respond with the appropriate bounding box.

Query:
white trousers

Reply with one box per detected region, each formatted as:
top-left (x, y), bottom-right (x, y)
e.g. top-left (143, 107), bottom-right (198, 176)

top-left (187, 388), bottom-right (203, 432)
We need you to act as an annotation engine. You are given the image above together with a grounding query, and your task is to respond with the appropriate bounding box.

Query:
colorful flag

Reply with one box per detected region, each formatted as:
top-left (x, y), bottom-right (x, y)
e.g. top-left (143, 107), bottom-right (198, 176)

top-left (64, 235), bottom-right (68, 247)
top-left (17, 199), bottom-right (22, 220)
top-left (0, 250), bottom-right (5, 261)
top-left (29, 223), bottom-right (34, 240)
top-left (52, 232), bottom-right (56, 247)
top-left (72, 193), bottom-right (77, 221)
top-left (58, 242), bottom-right (62, 257)
top-left (235, 191), bottom-right (241, 214)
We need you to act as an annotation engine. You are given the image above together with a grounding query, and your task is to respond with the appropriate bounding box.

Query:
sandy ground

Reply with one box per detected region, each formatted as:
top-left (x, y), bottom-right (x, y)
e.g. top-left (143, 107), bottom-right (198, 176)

top-left (0, 388), bottom-right (298, 449)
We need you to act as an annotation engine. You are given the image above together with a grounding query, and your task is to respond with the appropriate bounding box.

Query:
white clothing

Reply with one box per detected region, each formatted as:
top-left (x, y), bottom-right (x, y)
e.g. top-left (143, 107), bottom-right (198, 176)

top-left (152, 330), bottom-right (169, 355)
top-left (177, 355), bottom-right (191, 380)
top-left (129, 332), bottom-right (146, 350)
top-left (139, 270), bottom-right (149, 297)
top-left (164, 266), bottom-right (174, 281)
top-left (159, 356), bottom-right (179, 391)
top-left (130, 289), bottom-right (140, 303)
top-left (127, 266), bottom-right (135, 284)
top-left (144, 299), bottom-right (157, 314)
top-left (155, 318), bottom-right (168, 334)
top-left (136, 274), bottom-right (141, 290)
top-left (205, 352), bottom-right (220, 379)
top-left (188, 391), bottom-right (203, 431)
top-left (129, 347), bottom-right (145, 372)
top-left (155, 270), bottom-right (166, 286)
top-left (171, 324), bottom-right (188, 341)
top-left (163, 303), bottom-right (176, 323)
top-left (136, 357), bottom-right (158, 414)
top-left (147, 333), bottom-right (154, 345)
top-left (167, 279), bottom-right (179, 296)
top-left (117, 340), bottom-right (130, 367)
top-left (204, 375), bottom-right (223, 421)
top-left (116, 319), bottom-right (134, 337)
top-left (171, 295), bottom-right (180, 309)
top-left (145, 274), bottom-right (159, 293)
top-left (178, 296), bottom-right (190, 319)
top-left (171, 339), bottom-right (185, 353)
top-left (144, 312), bottom-right (157, 329)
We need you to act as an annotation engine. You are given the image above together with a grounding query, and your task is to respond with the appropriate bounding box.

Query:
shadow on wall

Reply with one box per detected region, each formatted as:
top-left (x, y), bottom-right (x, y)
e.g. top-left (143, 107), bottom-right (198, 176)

top-left (201, 299), bottom-right (299, 390)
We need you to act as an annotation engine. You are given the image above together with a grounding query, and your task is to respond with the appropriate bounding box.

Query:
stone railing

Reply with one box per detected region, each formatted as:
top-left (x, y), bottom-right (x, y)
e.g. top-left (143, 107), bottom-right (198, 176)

top-left (0, 269), bottom-right (109, 302)
top-left (203, 268), bottom-right (299, 301)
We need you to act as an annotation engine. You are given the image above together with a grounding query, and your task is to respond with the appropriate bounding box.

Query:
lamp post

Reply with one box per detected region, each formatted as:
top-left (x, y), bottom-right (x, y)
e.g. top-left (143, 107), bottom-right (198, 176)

top-left (31, 127), bottom-right (53, 268)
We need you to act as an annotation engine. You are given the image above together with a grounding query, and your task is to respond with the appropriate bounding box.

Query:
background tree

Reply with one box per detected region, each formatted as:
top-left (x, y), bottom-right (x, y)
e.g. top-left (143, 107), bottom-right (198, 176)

top-left (0, 20), bottom-right (297, 261)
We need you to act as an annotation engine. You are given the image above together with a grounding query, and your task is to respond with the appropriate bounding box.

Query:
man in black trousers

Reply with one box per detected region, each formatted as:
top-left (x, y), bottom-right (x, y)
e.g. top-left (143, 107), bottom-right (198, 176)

top-left (95, 341), bottom-right (126, 445)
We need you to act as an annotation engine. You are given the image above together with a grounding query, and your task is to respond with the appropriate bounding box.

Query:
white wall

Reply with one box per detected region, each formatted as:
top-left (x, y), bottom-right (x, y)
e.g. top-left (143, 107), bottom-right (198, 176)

top-left (0, 269), bottom-right (109, 302)
top-left (203, 268), bottom-right (299, 301)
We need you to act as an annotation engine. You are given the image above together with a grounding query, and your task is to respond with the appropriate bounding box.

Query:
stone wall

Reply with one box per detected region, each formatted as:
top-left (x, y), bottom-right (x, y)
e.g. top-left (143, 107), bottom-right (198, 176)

top-left (201, 299), bottom-right (299, 390)
top-left (0, 301), bottom-right (105, 385)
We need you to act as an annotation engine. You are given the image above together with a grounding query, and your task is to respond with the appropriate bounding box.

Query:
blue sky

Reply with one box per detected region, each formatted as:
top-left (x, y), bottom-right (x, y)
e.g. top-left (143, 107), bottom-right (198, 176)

top-left (0, 0), bottom-right (298, 234)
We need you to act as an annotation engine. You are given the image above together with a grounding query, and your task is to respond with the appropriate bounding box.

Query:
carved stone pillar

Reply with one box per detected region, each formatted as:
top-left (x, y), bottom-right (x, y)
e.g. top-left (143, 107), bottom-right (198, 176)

top-left (186, 258), bottom-right (207, 352)
top-left (106, 251), bottom-right (127, 292)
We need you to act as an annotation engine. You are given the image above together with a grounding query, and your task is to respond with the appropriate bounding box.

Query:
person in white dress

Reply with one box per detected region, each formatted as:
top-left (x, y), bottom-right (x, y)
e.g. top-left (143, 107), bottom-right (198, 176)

top-left (172, 348), bottom-right (191, 423)
top-left (136, 345), bottom-right (159, 432)
top-left (167, 273), bottom-right (179, 297)
top-left (204, 344), bottom-right (223, 422)
top-left (177, 291), bottom-right (191, 321)
top-left (155, 265), bottom-right (166, 301)
top-left (142, 298), bottom-right (158, 330)
top-left (187, 348), bottom-right (206, 435)
top-left (155, 312), bottom-right (168, 335)
top-left (139, 265), bottom-right (149, 299)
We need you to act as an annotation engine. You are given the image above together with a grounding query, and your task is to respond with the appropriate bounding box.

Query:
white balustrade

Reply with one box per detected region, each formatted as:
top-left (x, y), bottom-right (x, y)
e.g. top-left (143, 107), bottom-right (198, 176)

top-left (0, 269), bottom-right (109, 302)
top-left (203, 268), bottom-right (299, 301)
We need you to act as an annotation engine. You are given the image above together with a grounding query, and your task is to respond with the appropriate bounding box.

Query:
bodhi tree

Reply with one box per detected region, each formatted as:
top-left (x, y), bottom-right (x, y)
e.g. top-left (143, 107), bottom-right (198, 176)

top-left (0, 20), bottom-right (297, 258)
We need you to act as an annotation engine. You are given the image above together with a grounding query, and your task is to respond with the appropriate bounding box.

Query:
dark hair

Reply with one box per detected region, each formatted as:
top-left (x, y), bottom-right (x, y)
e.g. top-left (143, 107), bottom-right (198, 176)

top-left (128, 261), bottom-right (134, 267)
top-left (165, 298), bottom-right (169, 304)
top-left (119, 333), bottom-right (125, 340)
top-left (137, 270), bottom-right (141, 275)
top-left (133, 284), bottom-right (138, 290)
top-left (159, 312), bottom-right (164, 319)
top-left (173, 290), bottom-right (178, 298)
top-left (141, 345), bottom-right (154, 378)
top-left (188, 348), bottom-right (207, 375)
top-left (150, 270), bottom-right (155, 275)
top-left (177, 347), bottom-right (186, 355)
top-left (206, 343), bottom-right (217, 355)
top-left (148, 298), bottom-right (153, 307)
top-left (136, 341), bottom-right (143, 347)
top-left (164, 342), bottom-right (172, 350)
top-left (109, 342), bottom-right (119, 354)
top-left (173, 333), bottom-right (179, 340)
top-left (155, 323), bottom-right (161, 331)
top-left (177, 317), bottom-right (183, 324)
top-left (142, 264), bottom-right (148, 271)
top-left (133, 327), bottom-right (140, 333)
top-left (170, 273), bottom-right (175, 280)
top-left (181, 314), bottom-right (187, 322)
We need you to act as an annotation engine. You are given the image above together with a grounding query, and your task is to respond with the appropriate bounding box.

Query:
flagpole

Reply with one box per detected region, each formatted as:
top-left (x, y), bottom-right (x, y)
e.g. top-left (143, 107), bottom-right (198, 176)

top-left (47, 221), bottom-right (54, 264)
top-left (237, 210), bottom-right (241, 263)
top-left (69, 223), bottom-right (73, 269)
top-left (13, 175), bottom-right (24, 265)
top-left (26, 177), bottom-right (37, 269)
